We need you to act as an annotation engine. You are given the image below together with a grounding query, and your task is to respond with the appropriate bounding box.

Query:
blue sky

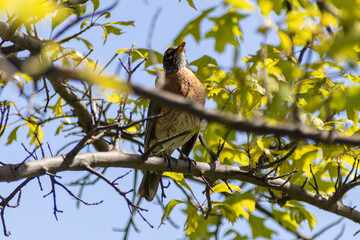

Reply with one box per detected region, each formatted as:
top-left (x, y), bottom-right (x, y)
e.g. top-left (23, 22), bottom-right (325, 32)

top-left (0, 0), bottom-right (358, 239)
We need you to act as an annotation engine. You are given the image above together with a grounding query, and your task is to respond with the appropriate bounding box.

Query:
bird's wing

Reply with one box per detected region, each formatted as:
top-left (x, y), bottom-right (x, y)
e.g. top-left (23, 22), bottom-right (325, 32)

top-left (180, 131), bottom-right (199, 158)
top-left (144, 101), bottom-right (161, 152)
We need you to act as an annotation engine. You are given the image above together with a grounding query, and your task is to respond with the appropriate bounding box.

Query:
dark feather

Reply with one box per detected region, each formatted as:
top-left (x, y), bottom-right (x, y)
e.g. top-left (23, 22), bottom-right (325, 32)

top-left (144, 101), bottom-right (161, 151)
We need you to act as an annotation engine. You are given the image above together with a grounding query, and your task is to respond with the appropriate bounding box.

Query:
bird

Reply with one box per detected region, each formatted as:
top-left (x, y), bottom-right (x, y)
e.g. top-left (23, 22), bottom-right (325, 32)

top-left (137, 42), bottom-right (206, 201)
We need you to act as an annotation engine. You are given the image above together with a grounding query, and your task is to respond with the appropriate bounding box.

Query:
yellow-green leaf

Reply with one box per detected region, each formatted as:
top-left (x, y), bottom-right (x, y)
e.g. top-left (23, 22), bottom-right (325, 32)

top-left (105, 92), bottom-right (121, 104)
top-left (116, 48), bottom-right (128, 54)
top-left (226, 0), bottom-right (254, 11)
top-left (159, 199), bottom-right (184, 226)
top-left (257, 137), bottom-right (264, 151)
top-left (205, 12), bottom-right (246, 52)
top-left (211, 182), bottom-right (241, 194)
top-left (6, 126), bottom-right (21, 145)
top-left (213, 202), bottom-right (238, 223)
top-left (174, 8), bottom-right (214, 44)
top-left (163, 172), bottom-right (193, 194)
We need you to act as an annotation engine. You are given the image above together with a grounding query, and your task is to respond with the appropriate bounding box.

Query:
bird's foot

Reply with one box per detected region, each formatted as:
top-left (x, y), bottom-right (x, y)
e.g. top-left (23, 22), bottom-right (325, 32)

top-left (181, 155), bottom-right (196, 171)
top-left (163, 154), bottom-right (177, 171)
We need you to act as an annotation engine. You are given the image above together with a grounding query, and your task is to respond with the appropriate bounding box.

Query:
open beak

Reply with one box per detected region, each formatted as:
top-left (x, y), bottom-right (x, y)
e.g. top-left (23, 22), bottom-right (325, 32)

top-left (175, 42), bottom-right (186, 56)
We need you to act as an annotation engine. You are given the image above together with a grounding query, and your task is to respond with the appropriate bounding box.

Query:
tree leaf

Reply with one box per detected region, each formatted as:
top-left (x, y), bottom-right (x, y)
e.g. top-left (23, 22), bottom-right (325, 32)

top-left (211, 182), bottom-right (241, 194)
top-left (248, 215), bottom-right (276, 238)
top-left (174, 7), bottom-right (214, 44)
top-left (75, 37), bottom-right (94, 50)
top-left (6, 126), bottom-right (21, 145)
top-left (159, 199), bottom-right (184, 226)
top-left (91, 0), bottom-right (99, 11)
top-left (213, 202), bottom-right (238, 223)
top-left (205, 12), bottom-right (246, 52)
top-left (109, 21), bottom-right (135, 27)
top-left (225, 0), bottom-right (254, 11)
top-left (52, 7), bottom-right (74, 30)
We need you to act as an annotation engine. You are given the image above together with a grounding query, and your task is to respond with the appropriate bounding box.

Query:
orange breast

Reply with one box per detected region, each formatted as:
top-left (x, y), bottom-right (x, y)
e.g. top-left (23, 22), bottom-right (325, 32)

top-left (150, 68), bottom-right (206, 154)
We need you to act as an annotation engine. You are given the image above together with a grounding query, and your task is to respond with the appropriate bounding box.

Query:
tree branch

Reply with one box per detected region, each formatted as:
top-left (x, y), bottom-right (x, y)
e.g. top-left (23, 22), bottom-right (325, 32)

top-left (1, 151), bottom-right (360, 224)
top-left (131, 84), bottom-right (360, 146)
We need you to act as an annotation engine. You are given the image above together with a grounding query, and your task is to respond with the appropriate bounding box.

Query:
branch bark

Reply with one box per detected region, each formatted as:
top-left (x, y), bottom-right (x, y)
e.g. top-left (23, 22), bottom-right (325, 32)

top-left (0, 21), bottom-right (110, 152)
top-left (0, 21), bottom-right (42, 54)
top-left (2, 19), bottom-right (360, 147)
top-left (131, 84), bottom-right (360, 146)
top-left (2, 151), bottom-right (360, 224)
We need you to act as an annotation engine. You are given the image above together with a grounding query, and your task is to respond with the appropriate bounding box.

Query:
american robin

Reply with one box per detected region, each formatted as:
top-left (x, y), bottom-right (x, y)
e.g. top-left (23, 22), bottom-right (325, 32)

top-left (137, 42), bottom-right (206, 201)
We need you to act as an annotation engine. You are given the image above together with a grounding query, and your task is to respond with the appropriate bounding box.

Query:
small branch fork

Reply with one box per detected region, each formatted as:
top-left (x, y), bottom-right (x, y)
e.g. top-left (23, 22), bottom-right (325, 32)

top-left (64, 46), bottom-right (149, 164)
top-left (0, 178), bottom-right (33, 236)
top-left (112, 43), bottom-right (148, 150)
top-left (83, 164), bottom-right (153, 228)
top-left (257, 138), bottom-right (300, 170)
top-left (43, 173), bottom-right (104, 220)
top-left (330, 158), bottom-right (360, 205)
top-left (198, 134), bottom-right (226, 218)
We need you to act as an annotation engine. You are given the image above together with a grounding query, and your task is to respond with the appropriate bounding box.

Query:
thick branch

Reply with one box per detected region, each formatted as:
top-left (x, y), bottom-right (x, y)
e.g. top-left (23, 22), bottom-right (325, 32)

top-left (46, 75), bottom-right (110, 152)
top-left (131, 84), bottom-right (360, 146)
top-left (2, 20), bottom-right (359, 146)
top-left (1, 151), bottom-right (360, 224)
top-left (43, 65), bottom-right (360, 146)
top-left (0, 21), bottom-right (110, 152)
top-left (0, 21), bottom-right (42, 54)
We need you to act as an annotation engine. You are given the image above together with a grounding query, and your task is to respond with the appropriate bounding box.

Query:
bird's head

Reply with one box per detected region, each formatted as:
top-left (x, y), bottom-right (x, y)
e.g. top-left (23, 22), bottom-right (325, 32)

top-left (163, 42), bottom-right (189, 75)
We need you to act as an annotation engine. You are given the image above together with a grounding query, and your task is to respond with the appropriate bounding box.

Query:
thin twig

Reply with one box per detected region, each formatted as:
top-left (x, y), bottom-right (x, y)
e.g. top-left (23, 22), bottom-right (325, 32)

top-left (204, 184), bottom-right (212, 219)
top-left (52, 0), bottom-right (121, 40)
top-left (199, 134), bottom-right (218, 162)
top-left (310, 164), bottom-right (319, 194)
top-left (83, 164), bottom-right (152, 228)
top-left (142, 130), bottom-right (190, 160)
top-left (53, 178), bottom-right (103, 206)
top-left (0, 178), bottom-right (33, 236)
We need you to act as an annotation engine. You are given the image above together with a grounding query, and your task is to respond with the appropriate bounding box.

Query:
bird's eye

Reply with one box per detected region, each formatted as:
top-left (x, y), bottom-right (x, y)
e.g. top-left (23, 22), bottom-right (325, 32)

top-left (165, 51), bottom-right (173, 60)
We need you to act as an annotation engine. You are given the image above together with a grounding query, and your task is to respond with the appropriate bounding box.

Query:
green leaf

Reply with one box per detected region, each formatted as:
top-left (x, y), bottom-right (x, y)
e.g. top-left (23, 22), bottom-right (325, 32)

top-left (256, 137), bottom-right (264, 151)
top-left (224, 229), bottom-right (249, 240)
top-left (80, 19), bottom-right (89, 29)
top-left (225, 0), bottom-right (254, 11)
top-left (159, 199), bottom-right (184, 226)
top-left (52, 7), bottom-right (74, 30)
top-left (109, 21), bottom-right (135, 27)
top-left (163, 172), bottom-right (194, 194)
top-left (104, 25), bottom-right (122, 35)
top-left (179, 0), bottom-right (197, 10)
top-left (273, 209), bottom-right (299, 232)
top-left (55, 124), bottom-right (63, 136)
top-left (213, 202), bottom-right (238, 223)
top-left (205, 12), bottom-right (247, 52)
top-left (186, 0), bottom-right (197, 10)
top-left (211, 182), bottom-right (241, 194)
top-left (190, 55), bottom-right (218, 80)
top-left (224, 193), bottom-right (256, 220)
top-left (174, 7), bottom-right (214, 44)
top-left (285, 201), bottom-right (318, 230)
top-left (116, 48), bottom-right (128, 54)
top-left (6, 126), bottom-right (21, 145)
top-left (105, 92), bottom-right (121, 104)
top-left (75, 37), bottom-right (94, 50)
top-left (102, 24), bottom-right (123, 44)
top-left (258, 0), bottom-right (274, 15)
top-left (248, 215), bottom-right (276, 238)
top-left (91, 0), bottom-right (99, 11)
top-left (98, 11), bottom-right (111, 19)
top-left (184, 206), bottom-right (202, 235)
top-left (52, 97), bottom-right (63, 117)
top-left (131, 48), bottom-right (163, 68)
top-left (24, 119), bottom-right (44, 147)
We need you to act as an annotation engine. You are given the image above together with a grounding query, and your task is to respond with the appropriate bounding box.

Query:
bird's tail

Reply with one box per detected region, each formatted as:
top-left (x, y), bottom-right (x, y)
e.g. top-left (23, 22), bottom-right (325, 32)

top-left (137, 171), bottom-right (161, 201)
